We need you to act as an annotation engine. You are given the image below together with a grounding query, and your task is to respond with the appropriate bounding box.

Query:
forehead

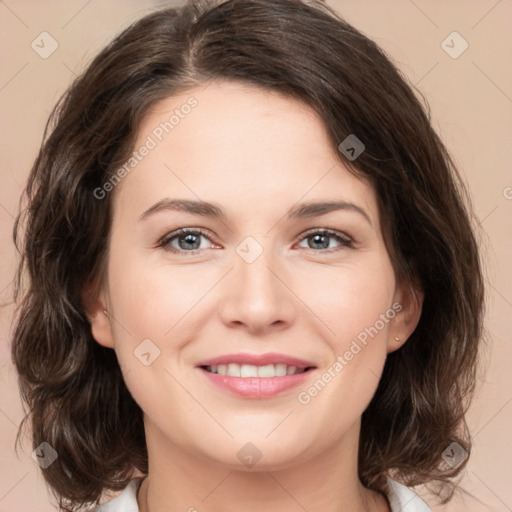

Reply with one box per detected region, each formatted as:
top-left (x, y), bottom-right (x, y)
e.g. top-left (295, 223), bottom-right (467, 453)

top-left (113, 80), bottom-right (377, 226)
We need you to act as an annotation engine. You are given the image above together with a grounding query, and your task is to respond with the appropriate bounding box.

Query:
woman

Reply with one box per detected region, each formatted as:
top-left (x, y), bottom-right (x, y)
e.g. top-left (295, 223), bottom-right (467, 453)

top-left (11, 0), bottom-right (485, 511)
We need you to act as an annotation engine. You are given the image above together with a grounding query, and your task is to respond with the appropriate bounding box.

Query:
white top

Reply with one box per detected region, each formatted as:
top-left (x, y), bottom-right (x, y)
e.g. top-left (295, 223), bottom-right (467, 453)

top-left (93, 476), bottom-right (431, 511)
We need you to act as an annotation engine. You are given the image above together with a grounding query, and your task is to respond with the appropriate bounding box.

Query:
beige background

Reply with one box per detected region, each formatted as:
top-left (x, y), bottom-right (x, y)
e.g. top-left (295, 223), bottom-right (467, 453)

top-left (0, 1), bottom-right (510, 510)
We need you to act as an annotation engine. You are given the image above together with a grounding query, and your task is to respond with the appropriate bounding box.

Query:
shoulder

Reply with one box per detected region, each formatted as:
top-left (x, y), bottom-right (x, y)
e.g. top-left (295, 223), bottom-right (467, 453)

top-left (385, 476), bottom-right (431, 512)
top-left (92, 476), bottom-right (431, 512)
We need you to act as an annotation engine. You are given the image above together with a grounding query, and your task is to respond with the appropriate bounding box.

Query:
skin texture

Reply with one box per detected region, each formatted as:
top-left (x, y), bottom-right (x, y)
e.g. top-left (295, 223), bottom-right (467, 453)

top-left (86, 80), bottom-right (423, 512)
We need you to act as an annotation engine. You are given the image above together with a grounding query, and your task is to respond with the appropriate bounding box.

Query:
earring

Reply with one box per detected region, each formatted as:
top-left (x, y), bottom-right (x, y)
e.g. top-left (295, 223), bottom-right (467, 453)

top-left (394, 337), bottom-right (400, 342)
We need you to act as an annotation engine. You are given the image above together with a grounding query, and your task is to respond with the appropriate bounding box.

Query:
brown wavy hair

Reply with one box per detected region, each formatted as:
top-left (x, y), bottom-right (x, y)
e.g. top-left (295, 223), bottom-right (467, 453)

top-left (11, 0), bottom-right (487, 510)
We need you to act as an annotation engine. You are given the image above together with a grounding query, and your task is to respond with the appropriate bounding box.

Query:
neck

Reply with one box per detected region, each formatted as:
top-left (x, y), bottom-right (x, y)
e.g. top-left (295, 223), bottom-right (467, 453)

top-left (137, 418), bottom-right (390, 512)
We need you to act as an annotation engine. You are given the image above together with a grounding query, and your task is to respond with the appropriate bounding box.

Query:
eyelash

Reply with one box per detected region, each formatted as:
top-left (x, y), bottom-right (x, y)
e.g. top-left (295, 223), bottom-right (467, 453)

top-left (158, 227), bottom-right (354, 255)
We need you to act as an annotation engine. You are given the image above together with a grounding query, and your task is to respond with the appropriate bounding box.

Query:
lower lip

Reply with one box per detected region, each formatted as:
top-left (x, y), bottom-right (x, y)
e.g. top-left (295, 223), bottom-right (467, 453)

top-left (197, 367), bottom-right (315, 399)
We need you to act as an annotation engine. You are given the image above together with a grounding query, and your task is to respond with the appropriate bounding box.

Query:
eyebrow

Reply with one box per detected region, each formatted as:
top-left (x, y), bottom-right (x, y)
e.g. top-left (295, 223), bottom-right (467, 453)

top-left (139, 198), bottom-right (372, 226)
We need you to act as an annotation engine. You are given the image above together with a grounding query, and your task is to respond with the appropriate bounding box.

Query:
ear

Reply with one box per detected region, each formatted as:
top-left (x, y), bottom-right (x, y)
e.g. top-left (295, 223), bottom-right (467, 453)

top-left (82, 280), bottom-right (115, 349)
top-left (387, 280), bottom-right (424, 354)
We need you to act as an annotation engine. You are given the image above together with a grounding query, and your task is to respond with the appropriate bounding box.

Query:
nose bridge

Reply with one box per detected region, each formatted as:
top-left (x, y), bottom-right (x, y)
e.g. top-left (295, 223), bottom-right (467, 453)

top-left (219, 234), bottom-right (295, 331)
top-left (236, 235), bottom-right (276, 291)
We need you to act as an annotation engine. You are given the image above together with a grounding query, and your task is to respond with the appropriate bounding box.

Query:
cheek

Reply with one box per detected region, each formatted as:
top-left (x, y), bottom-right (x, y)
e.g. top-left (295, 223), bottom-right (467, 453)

top-left (293, 256), bottom-right (395, 346)
top-left (106, 248), bottom-right (206, 338)
top-left (104, 251), bottom-right (222, 401)
top-left (103, 258), bottom-right (192, 412)
top-left (291, 258), bottom-right (395, 424)
top-left (107, 240), bottom-right (395, 355)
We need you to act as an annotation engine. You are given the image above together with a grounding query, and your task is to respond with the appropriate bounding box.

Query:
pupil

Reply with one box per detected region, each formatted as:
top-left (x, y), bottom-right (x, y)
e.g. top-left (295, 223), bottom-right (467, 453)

top-left (180, 234), bottom-right (200, 250)
top-left (311, 234), bottom-right (328, 249)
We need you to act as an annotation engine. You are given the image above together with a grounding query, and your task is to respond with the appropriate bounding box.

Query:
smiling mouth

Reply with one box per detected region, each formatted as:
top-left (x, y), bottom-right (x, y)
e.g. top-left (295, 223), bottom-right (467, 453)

top-left (200, 363), bottom-right (315, 378)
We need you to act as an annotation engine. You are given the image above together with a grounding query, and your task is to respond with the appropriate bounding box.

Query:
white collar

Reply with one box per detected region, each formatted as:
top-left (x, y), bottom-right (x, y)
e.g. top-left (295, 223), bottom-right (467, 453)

top-left (385, 476), bottom-right (431, 511)
top-left (95, 475), bottom-right (431, 511)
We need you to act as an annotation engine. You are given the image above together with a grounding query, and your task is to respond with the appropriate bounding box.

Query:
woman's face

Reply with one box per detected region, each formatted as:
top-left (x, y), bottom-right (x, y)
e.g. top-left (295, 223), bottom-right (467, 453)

top-left (89, 80), bottom-right (422, 470)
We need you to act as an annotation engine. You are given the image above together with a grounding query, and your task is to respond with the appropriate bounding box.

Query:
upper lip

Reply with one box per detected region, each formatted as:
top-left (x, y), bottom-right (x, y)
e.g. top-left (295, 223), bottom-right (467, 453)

top-left (196, 352), bottom-right (316, 370)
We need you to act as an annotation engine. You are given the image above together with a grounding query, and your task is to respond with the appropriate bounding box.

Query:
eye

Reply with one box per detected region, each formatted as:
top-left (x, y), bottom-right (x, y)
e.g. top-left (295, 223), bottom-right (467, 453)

top-left (158, 227), bottom-right (354, 255)
top-left (158, 228), bottom-right (218, 254)
top-left (295, 228), bottom-right (353, 252)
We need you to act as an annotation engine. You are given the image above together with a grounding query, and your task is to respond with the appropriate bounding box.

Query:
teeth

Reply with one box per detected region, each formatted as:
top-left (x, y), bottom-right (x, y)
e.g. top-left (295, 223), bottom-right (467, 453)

top-left (257, 364), bottom-right (274, 377)
top-left (287, 365), bottom-right (297, 375)
top-left (275, 363), bottom-right (287, 377)
top-left (241, 364), bottom-right (258, 378)
top-left (227, 363), bottom-right (241, 377)
top-left (205, 363), bottom-right (307, 378)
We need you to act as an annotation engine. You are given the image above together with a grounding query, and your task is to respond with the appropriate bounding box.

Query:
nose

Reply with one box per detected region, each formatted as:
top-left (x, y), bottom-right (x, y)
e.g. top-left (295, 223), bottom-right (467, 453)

top-left (218, 240), bottom-right (296, 335)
